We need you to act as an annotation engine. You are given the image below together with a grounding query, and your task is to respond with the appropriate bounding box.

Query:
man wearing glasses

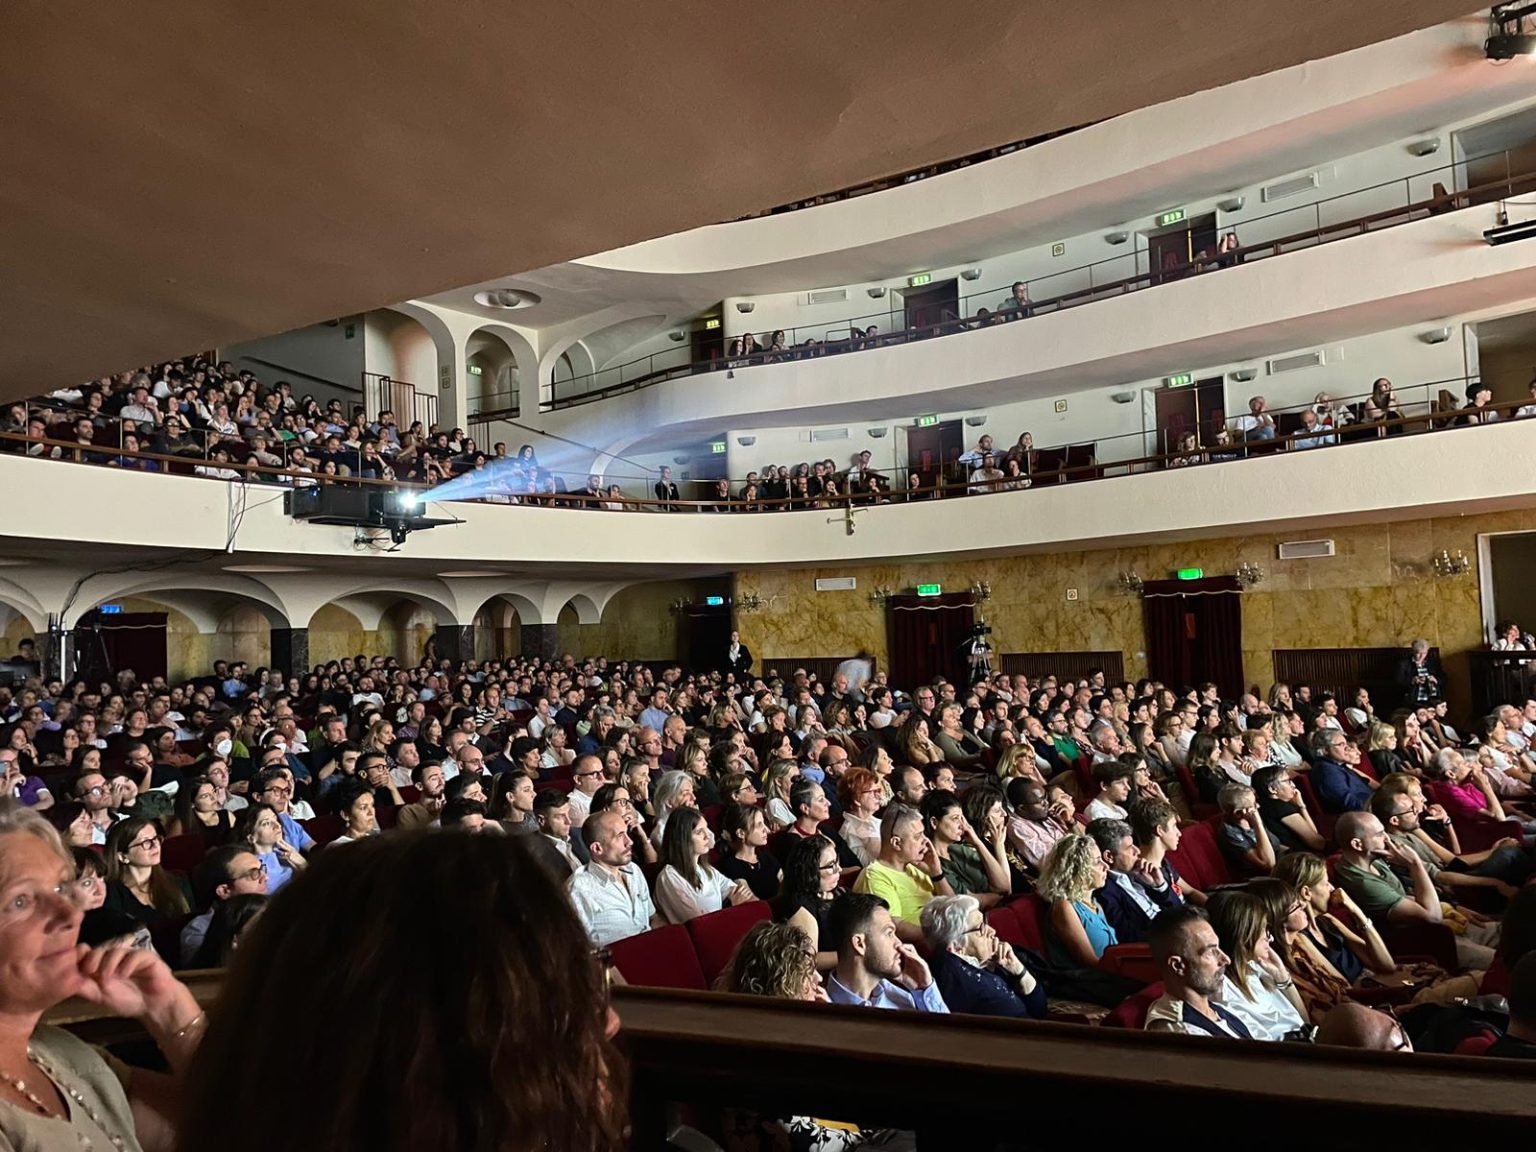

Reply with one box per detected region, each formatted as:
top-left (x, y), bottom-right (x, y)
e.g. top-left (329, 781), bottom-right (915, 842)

top-left (1308, 729), bottom-right (1376, 814)
top-left (566, 755), bottom-right (606, 825)
top-left (180, 845), bottom-right (270, 966)
top-left (254, 767), bottom-right (315, 855)
top-left (73, 769), bottom-right (125, 844)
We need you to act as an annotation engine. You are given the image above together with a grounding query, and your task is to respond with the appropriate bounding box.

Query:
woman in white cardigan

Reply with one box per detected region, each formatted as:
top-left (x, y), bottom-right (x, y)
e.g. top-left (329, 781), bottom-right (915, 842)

top-left (654, 807), bottom-right (755, 924)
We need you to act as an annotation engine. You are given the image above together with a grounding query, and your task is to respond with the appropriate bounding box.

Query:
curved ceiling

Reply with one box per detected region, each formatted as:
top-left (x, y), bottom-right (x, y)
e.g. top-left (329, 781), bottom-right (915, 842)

top-left (1, 0), bottom-right (1484, 393)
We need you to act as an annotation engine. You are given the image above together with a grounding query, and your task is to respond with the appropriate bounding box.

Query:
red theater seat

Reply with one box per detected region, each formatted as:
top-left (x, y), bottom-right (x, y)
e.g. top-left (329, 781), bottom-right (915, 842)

top-left (608, 924), bottom-right (709, 990)
top-left (686, 901), bottom-right (772, 986)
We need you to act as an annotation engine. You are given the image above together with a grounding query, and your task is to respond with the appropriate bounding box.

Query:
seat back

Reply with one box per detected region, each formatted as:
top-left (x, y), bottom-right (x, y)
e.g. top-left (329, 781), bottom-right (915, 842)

top-left (160, 834), bottom-right (206, 876)
top-left (1454, 1032), bottom-right (1498, 1057)
top-left (686, 900), bottom-right (772, 986)
top-left (1010, 893), bottom-right (1049, 952)
top-left (303, 814), bottom-right (345, 847)
top-left (1103, 981), bottom-right (1165, 1029)
top-left (1168, 820), bottom-right (1230, 890)
top-left (608, 924), bottom-right (709, 990)
top-left (985, 903), bottom-right (1026, 948)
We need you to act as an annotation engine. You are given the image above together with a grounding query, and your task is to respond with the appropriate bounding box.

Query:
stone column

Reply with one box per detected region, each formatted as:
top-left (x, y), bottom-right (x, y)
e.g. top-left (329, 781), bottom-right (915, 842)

top-left (434, 624), bottom-right (476, 665)
top-left (520, 623), bottom-right (559, 663)
top-left (268, 628), bottom-right (309, 678)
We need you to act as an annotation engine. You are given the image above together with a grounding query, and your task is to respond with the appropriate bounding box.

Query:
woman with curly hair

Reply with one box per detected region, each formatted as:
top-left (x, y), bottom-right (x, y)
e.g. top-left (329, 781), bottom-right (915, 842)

top-left (894, 713), bottom-right (944, 769)
top-left (178, 832), bottom-right (628, 1152)
top-left (1037, 833), bottom-right (1114, 969)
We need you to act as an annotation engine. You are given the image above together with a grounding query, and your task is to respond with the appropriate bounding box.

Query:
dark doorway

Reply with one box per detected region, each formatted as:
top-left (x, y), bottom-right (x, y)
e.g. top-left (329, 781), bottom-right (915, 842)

top-left (886, 593), bottom-right (975, 690)
top-left (1142, 577), bottom-right (1243, 697)
top-left (903, 279), bottom-right (960, 335)
top-left (73, 610), bottom-right (168, 684)
top-left (691, 314), bottom-right (725, 372)
top-left (1147, 213), bottom-right (1218, 283)
top-left (1154, 377), bottom-right (1225, 458)
top-left (683, 600), bottom-right (732, 672)
top-left (904, 419), bottom-right (964, 489)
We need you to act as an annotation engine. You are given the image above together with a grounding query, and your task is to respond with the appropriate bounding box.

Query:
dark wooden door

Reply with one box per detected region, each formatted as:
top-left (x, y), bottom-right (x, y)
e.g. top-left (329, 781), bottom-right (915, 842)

top-left (904, 420), bottom-right (964, 488)
top-left (903, 280), bottom-right (960, 334)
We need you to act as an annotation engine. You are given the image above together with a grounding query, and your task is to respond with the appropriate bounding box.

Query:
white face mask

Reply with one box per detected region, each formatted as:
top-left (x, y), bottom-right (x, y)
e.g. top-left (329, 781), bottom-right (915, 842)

top-left (215, 738), bottom-right (233, 757)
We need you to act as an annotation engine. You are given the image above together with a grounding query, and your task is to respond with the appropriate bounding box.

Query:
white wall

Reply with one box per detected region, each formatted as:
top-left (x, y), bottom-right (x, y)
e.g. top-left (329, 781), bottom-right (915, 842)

top-left (224, 319), bottom-right (365, 406)
top-left (363, 310), bottom-right (439, 389)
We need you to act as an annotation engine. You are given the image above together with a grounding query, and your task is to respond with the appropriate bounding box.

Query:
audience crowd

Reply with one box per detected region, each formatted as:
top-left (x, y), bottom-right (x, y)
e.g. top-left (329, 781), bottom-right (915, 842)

top-left (9, 634), bottom-right (1536, 1148)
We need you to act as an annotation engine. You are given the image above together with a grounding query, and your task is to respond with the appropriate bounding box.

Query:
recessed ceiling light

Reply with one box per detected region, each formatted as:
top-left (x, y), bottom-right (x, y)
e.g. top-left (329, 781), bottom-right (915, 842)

top-left (223, 565), bottom-right (313, 573)
top-left (439, 570), bottom-right (507, 578)
top-left (473, 288), bottom-right (541, 310)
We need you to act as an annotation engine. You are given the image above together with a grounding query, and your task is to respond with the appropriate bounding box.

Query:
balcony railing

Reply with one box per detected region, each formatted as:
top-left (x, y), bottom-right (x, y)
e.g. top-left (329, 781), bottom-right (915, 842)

top-left (501, 148), bottom-right (1529, 416)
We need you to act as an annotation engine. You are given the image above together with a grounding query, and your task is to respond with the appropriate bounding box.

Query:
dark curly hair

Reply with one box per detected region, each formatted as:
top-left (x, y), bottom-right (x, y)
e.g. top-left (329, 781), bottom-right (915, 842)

top-left (177, 831), bottom-right (627, 1152)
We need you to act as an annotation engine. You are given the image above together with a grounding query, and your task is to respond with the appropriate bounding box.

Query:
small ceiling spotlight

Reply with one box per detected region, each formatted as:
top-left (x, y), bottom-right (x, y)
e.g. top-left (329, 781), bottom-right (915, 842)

top-left (473, 287), bottom-right (541, 310)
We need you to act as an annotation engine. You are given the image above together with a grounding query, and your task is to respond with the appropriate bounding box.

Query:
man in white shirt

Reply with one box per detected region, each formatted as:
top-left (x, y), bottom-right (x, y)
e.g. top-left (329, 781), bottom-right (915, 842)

top-left (530, 790), bottom-right (587, 877)
top-left (1144, 906), bottom-right (1257, 1038)
top-left (567, 810), bottom-right (662, 946)
top-left (1233, 395), bottom-right (1275, 441)
top-left (566, 754), bottom-right (605, 825)
top-left (957, 434), bottom-right (995, 470)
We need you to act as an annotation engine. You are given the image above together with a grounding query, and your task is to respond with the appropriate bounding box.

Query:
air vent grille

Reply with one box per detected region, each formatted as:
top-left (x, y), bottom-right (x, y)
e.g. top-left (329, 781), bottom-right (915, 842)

top-left (1266, 349), bottom-right (1325, 375)
top-left (1262, 172), bottom-right (1320, 202)
top-left (810, 428), bottom-right (850, 442)
top-left (1277, 539), bottom-right (1336, 560)
top-left (806, 288), bottom-right (848, 306)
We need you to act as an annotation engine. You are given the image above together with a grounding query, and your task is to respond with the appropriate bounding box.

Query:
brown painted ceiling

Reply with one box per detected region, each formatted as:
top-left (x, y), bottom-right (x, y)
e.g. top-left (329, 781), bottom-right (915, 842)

top-left (2, 1), bottom-right (1484, 392)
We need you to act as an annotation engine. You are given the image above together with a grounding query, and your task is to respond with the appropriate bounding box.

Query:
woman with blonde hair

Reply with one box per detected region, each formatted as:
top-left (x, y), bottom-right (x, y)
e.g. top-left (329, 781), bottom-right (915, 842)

top-left (1037, 833), bottom-right (1115, 968)
top-left (762, 760), bottom-right (800, 831)
top-left (1366, 720), bottom-right (1410, 779)
top-left (894, 713), bottom-right (943, 769)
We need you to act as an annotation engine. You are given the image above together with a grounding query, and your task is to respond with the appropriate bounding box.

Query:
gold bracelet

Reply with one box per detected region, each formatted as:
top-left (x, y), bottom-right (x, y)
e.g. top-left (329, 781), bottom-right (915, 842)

top-left (170, 1010), bottom-right (207, 1041)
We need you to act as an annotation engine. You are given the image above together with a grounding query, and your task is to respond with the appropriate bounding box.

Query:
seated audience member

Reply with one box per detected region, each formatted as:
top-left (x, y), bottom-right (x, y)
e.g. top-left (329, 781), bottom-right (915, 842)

top-left (920, 789), bottom-right (1010, 908)
top-left (1128, 796), bottom-right (1204, 906)
top-left (253, 766), bottom-right (317, 852)
top-left (1333, 811), bottom-right (1498, 972)
top-left (922, 894), bottom-right (1046, 1019)
top-left (329, 779), bottom-right (379, 845)
top-left (1315, 1001), bottom-right (1414, 1052)
top-left (528, 789), bottom-right (587, 878)
top-left (836, 767), bottom-right (884, 867)
top-left (396, 761), bottom-right (447, 829)
top-left (655, 807), bottom-right (755, 924)
top-left (1006, 778), bottom-right (1075, 872)
top-left (1272, 851), bottom-right (1418, 991)
top-left (1206, 890), bottom-right (1308, 1040)
top-left (568, 809), bottom-right (662, 946)
top-left (1215, 783), bottom-right (1278, 876)
top-left (648, 768), bottom-right (698, 847)
top-left (718, 922), bottom-right (918, 1151)
top-left (1252, 764), bottom-right (1328, 852)
top-left (1145, 905), bottom-right (1256, 1038)
top-left (102, 815), bottom-right (192, 928)
top-left (1371, 787), bottom-right (1526, 899)
top-left (1292, 408), bottom-right (1337, 449)
top-left (181, 844), bottom-right (270, 967)
top-left (1309, 729), bottom-right (1376, 814)
top-left (236, 801), bottom-right (308, 893)
top-left (565, 754), bottom-right (606, 825)
top-left (1084, 761), bottom-right (1135, 821)
top-left (1087, 816), bottom-right (1180, 943)
top-left (1486, 952), bottom-right (1536, 1059)
top-left (439, 797), bottom-right (490, 831)
top-left (825, 892), bottom-right (949, 1012)
top-left (167, 773), bottom-right (237, 845)
top-left (784, 778), bottom-right (859, 873)
top-left (853, 804), bottom-right (950, 943)
top-left (774, 834), bottom-right (845, 971)
top-left (715, 802), bottom-right (781, 901)
top-left (1429, 747), bottom-right (1536, 843)
top-left (1038, 832), bottom-right (1117, 967)
top-left (181, 831), bottom-right (627, 1152)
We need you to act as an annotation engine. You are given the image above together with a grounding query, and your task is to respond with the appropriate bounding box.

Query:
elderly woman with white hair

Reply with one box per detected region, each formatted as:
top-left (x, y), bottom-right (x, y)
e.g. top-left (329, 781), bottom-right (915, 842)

top-left (920, 894), bottom-right (1046, 1019)
top-left (0, 798), bottom-right (205, 1151)
top-left (647, 769), bottom-right (698, 849)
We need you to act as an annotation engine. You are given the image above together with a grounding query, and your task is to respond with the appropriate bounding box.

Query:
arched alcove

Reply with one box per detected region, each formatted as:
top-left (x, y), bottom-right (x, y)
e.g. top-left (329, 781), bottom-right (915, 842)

top-left (472, 597), bottom-right (522, 661)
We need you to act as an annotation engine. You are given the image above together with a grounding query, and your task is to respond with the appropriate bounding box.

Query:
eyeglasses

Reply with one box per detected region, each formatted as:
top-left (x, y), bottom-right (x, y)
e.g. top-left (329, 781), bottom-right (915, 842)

top-left (128, 834), bottom-right (162, 851)
top-left (79, 785), bottom-right (107, 797)
top-left (817, 860), bottom-right (839, 873)
top-left (234, 863), bottom-right (268, 882)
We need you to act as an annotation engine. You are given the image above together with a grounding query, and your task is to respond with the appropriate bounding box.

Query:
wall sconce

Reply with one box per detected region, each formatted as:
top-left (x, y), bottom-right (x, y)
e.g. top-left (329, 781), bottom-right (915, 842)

top-left (668, 330), bottom-right (686, 342)
top-left (737, 592), bottom-right (768, 613)
top-left (1407, 138), bottom-right (1441, 157)
top-left (970, 581), bottom-right (992, 602)
top-left (960, 267), bottom-right (983, 281)
top-left (964, 415), bottom-right (988, 427)
top-left (735, 301), bottom-right (756, 313)
top-left (1229, 368), bottom-right (1258, 383)
top-left (668, 598), bottom-right (692, 614)
top-left (1217, 196), bottom-right (1246, 213)
top-left (1118, 571), bottom-right (1144, 595)
top-left (736, 435), bottom-right (756, 447)
top-left (1104, 231), bottom-right (1130, 245)
top-left (867, 287), bottom-right (888, 299)
top-left (867, 427), bottom-right (889, 439)
top-left (1433, 549), bottom-right (1472, 578)
top-left (868, 585), bottom-right (894, 606)
top-left (1420, 326), bottom-right (1452, 345)
top-left (1236, 562), bottom-right (1265, 588)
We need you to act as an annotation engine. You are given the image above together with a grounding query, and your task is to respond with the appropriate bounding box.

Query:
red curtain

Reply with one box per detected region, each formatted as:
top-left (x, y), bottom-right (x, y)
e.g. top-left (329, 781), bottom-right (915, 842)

top-left (74, 612), bottom-right (168, 684)
top-left (1141, 577), bottom-right (1243, 697)
top-left (886, 593), bottom-right (975, 688)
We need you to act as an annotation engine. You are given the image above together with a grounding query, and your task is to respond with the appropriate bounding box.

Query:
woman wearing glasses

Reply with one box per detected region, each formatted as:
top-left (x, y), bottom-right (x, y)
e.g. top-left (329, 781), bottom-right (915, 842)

top-left (103, 816), bottom-right (191, 928)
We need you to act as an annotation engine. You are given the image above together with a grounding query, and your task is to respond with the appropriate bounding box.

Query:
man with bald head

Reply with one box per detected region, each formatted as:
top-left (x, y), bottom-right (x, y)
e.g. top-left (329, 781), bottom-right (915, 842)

top-left (565, 754), bottom-right (606, 824)
top-left (1316, 1002), bottom-right (1412, 1052)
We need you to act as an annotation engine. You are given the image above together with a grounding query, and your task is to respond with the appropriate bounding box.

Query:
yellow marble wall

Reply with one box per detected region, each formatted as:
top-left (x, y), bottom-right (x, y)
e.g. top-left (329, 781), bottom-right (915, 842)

top-left (557, 580), bottom-right (709, 661)
top-left (736, 508), bottom-right (1531, 709)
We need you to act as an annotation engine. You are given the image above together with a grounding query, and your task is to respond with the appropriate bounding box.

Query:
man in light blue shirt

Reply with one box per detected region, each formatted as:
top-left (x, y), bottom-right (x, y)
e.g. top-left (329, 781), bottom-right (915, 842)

top-left (824, 892), bottom-right (949, 1013)
top-left (637, 688), bottom-right (672, 733)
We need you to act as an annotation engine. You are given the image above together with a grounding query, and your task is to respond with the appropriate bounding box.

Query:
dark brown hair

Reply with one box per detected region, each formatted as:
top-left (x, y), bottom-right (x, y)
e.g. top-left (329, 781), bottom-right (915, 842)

top-left (177, 831), bottom-right (626, 1152)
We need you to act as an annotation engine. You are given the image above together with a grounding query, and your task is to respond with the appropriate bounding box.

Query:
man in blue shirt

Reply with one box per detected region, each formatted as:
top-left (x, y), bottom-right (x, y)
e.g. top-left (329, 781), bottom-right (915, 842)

top-left (825, 892), bottom-right (949, 1013)
top-left (1309, 729), bottom-right (1376, 813)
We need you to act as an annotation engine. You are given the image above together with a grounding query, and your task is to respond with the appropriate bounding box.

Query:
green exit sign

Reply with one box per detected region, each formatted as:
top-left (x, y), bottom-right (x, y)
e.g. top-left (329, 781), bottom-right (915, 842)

top-left (916, 583), bottom-right (942, 597)
top-left (1164, 373), bottom-right (1193, 388)
top-left (1157, 209), bottom-right (1186, 227)
top-left (1176, 568), bottom-right (1205, 581)
top-left (709, 442), bottom-right (726, 454)
top-left (466, 364), bottom-right (483, 375)
top-left (908, 273), bottom-right (933, 287)
top-left (915, 414), bottom-right (939, 427)
top-left (704, 318), bottom-right (721, 330)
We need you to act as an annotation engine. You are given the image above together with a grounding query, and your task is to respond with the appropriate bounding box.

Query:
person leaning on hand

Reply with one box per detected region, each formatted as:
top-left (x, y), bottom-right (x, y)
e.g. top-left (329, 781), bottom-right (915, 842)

top-left (0, 798), bottom-right (207, 1152)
